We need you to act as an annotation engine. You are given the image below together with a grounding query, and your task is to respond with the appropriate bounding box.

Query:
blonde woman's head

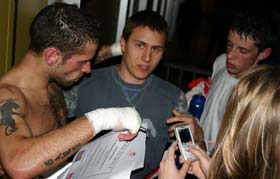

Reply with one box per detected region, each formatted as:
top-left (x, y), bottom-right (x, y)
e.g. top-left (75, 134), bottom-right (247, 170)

top-left (209, 65), bottom-right (280, 179)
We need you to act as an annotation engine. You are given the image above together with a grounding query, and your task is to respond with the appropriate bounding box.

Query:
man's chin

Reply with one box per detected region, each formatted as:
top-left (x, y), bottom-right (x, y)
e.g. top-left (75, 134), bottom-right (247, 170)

top-left (137, 72), bottom-right (151, 80)
top-left (58, 80), bottom-right (76, 88)
top-left (227, 67), bottom-right (235, 74)
top-left (227, 69), bottom-right (240, 78)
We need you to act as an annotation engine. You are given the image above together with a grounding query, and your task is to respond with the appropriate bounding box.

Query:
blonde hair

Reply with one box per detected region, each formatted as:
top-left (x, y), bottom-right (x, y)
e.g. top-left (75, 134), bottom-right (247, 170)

top-left (209, 65), bottom-right (280, 179)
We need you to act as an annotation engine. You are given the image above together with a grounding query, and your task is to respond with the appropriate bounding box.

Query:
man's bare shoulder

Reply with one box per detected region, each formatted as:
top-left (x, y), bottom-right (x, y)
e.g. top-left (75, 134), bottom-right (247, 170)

top-left (0, 83), bottom-right (27, 116)
top-left (0, 83), bottom-right (26, 97)
top-left (0, 83), bottom-right (31, 137)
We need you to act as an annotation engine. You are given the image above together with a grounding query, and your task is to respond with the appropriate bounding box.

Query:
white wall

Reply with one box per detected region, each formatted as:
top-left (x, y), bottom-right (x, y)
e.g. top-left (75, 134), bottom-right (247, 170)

top-left (48, 0), bottom-right (81, 7)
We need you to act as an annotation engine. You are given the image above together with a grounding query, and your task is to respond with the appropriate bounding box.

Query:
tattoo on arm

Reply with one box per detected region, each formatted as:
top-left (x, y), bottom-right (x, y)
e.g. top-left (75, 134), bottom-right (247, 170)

top-left (0, 99), bottom-right (20, 136)
top-left (44, 143), bottom-right (81, 166)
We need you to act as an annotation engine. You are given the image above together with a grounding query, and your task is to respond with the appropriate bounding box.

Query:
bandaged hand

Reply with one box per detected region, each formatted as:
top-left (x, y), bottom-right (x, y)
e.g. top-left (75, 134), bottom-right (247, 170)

top-left (85, 107), bottom-right (141, 135)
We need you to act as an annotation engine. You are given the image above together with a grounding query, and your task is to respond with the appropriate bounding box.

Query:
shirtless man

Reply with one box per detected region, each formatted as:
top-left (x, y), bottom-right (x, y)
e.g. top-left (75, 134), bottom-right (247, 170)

top-left (0, 3), bottom-right (141, 178)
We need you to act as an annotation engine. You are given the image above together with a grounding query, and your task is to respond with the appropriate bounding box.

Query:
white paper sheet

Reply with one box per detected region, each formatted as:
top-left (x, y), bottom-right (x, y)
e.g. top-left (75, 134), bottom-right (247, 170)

top-left (55, 125), bottom-right (146, 179)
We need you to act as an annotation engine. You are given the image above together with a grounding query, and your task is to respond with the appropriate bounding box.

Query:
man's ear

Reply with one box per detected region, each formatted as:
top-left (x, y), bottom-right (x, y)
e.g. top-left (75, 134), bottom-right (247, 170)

top-left (258, 48), bottom-right (272, 61)
top-left (120, 36), bottom-right (126, 54)
top-left (44, 48), bottom-right (62, 66)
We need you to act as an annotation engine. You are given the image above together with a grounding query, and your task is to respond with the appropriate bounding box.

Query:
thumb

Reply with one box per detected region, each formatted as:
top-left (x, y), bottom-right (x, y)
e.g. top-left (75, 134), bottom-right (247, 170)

top-left (188, 146), bottom-right (205, 160)
top-left (179, 158), bottom-right (192, 177)
top-left (188, 145), bottom-right (209, 160)
top-left (172, 109), bottom-right (181, 116)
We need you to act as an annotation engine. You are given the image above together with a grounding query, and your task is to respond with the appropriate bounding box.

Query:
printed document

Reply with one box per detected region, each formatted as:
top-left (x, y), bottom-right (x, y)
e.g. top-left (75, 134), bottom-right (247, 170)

top-left (54, 125), bottom-right (146, 179)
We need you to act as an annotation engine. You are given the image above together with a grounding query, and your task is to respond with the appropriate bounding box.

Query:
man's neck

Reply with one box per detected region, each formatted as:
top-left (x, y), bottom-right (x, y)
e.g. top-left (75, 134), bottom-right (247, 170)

top-left (117, 65), bottom-right (146, 85)
top-left (8, 51), bottom-right (51, 91)
top-left (229, 64), bottom-right (258, 79)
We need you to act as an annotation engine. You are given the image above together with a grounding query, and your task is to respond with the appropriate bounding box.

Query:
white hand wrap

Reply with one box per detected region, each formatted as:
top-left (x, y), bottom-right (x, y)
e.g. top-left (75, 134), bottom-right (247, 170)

top-left (85, 107), bottom-right (141, 135)
top-left (111, 43), bottom-right (122, 57)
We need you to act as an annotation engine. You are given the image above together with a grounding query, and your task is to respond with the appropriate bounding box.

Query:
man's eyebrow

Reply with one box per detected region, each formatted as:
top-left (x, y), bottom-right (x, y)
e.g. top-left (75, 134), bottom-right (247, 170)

top-left (135, 40), bottom-right (145, 44)
top-left (134, 40), bottom-right (164, 48)
top-left (152, 45), bottom-right (164, 48)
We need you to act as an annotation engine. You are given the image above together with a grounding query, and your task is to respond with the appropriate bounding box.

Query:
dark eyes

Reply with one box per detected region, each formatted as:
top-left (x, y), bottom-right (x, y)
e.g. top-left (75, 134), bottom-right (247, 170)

top-left (136, 42), bottom-right (144, 48)
top-left (135, 42), bottom-right (162, 53)
top-left (227, 43), bottom-right (247, 54)
top-left (151, 47), bottom-right (162, 52)
top-left (226, 42), bottom-right (233, 49)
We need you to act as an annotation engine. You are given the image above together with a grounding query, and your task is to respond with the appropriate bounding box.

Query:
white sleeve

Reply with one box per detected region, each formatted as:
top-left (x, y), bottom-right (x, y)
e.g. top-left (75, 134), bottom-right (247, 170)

top-left (211, 53), bottom-right (227, 80)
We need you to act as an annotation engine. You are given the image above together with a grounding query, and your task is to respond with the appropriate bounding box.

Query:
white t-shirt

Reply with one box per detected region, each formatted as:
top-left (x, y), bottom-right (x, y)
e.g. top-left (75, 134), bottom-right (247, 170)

top-left (200, 53), bottom-right (238, 152)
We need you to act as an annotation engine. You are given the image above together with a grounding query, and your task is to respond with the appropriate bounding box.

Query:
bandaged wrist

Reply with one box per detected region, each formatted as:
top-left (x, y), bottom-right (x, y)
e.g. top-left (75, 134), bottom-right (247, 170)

top-left (85, 107), bottom-right (141, 135)
top-left (111, 43), bottom-right (122, 57)
top-left (85, 108), bottom-right (108, 135)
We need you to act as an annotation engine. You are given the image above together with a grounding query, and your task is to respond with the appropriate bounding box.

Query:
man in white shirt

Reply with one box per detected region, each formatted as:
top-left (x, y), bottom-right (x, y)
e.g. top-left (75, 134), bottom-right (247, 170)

top-left (200, 10), bottom-right (278, 152)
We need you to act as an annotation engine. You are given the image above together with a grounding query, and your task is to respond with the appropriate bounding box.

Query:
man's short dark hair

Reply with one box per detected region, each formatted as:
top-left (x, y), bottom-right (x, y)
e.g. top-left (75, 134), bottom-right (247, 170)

top-left (29, 3), bottom-right (100, 60)
top-left (122, 10), bottom-right (168, 41)
top-left (229, 9), bottom-right (278, 53)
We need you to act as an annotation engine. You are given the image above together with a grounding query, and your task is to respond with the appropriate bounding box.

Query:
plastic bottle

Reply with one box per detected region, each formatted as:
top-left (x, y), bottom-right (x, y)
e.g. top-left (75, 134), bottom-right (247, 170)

top-left (188, 94), bottom-right (205, 121)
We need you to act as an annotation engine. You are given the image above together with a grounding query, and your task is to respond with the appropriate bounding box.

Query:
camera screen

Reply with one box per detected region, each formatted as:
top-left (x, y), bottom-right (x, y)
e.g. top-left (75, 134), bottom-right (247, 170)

top-left (179, 128), bottom-right (192, 144)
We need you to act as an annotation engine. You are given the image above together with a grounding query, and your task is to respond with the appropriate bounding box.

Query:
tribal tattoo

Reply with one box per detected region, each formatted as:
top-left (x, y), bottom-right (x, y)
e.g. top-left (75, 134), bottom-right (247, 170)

top-left (0, 98), bottom-right (20, 136)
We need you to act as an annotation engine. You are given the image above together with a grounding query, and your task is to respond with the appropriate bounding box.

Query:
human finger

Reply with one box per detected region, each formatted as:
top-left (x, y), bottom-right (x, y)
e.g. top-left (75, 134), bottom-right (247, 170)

top-left (162, 150), bottom-right (168, 161)
top-left (168, 122), bottom-right (186, 133)
top-left (187, 161), bottom-right (207, 179)
top-left (167, 110), bottom-right (196, 124)
top-left (189, 145), bottom-right (209, 158)
top-left (166, 141), bottom-right (178, 158)
top-left (117, 132), bottom-right (137, 141)
top-left (179, 158), bottom-right (192, 177)
top-left (187, 146), bottom-right (210, 175)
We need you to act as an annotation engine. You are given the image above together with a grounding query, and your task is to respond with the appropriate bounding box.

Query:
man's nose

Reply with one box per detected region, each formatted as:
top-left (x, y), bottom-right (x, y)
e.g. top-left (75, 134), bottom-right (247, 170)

top-left (142, 48), bottom-right (152, 62)
top-left (227, 48), bottom-right (236, 60)
top-left (82, 62), bottom-right (91, 74)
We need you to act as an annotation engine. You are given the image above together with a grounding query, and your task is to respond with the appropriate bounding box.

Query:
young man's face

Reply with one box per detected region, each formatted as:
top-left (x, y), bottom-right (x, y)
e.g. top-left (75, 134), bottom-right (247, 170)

top-left (119, 26), bottom-right (165, 84)
top-left (226, 30), bottom-right (264, 79)
top-left (54, 42), bottom-right (97, 87)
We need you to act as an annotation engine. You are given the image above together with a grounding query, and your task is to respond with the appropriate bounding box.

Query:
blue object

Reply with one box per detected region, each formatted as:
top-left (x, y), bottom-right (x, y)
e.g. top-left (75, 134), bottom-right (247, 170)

top-left (188, 94), bottom-right (206, 121)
